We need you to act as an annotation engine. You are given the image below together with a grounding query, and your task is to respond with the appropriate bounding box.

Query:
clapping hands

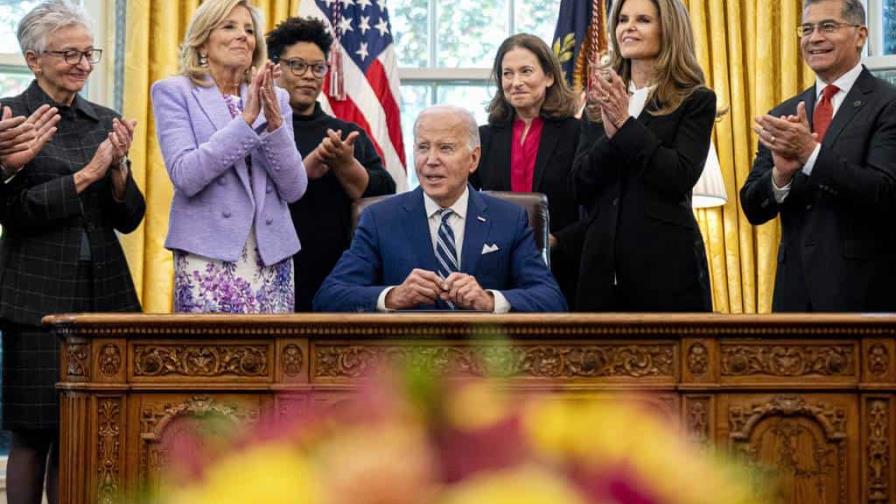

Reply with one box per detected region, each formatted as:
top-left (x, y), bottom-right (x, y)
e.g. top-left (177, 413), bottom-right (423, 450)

top-left (242, 62), bottom-right (283, 132)
top-left (753, 102), bottom-right (817, 187)
top-left (0, 104), bottom-right (60, 175)
top-left (587, 67), bottom-right (630, 138)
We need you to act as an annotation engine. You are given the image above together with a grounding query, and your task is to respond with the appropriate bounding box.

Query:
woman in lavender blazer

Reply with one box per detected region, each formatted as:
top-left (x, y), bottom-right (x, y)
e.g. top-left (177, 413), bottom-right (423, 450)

top-left (151, 0), bottom-right (307, 313)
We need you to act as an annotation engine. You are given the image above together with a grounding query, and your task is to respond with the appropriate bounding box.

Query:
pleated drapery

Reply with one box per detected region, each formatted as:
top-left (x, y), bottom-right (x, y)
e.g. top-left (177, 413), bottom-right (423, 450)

top-left (685, 0), bottom-right (813, 313)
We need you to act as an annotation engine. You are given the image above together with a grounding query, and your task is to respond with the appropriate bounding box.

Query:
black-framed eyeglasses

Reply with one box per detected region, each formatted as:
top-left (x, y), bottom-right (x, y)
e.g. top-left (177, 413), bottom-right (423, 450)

top-left (43, 49), bottom-right (103, 65)
top-left (797, 20), bottom-right (861, 38)
top-left (278, 58), bottom-right (329, 78)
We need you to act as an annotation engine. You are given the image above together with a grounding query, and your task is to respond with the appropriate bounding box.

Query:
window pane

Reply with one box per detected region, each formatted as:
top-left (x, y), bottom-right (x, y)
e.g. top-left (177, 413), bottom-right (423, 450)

top-left (436, 0), bottom-right (508, 67)
top-left (436, 82), bottom-right (491, 125)
top-left (0, 67), bottom-right (32, 97)
top-left (886, 0), bottom-right (896, 55)
top-left (399, 82), bottom-right (432, 188)
top-left (871, 68), bottom-right (896, 86)
top-left (392, 0), bottom-right (430, 67)
top-left (514, 0), bottom-right (561, 46)
top-left (0, 1), bottom-right (42, 53)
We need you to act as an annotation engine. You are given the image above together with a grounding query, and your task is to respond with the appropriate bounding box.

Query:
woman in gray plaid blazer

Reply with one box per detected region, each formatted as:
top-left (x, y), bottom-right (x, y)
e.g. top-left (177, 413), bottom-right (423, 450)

top-left (0, 3), bottom-right (145, 503)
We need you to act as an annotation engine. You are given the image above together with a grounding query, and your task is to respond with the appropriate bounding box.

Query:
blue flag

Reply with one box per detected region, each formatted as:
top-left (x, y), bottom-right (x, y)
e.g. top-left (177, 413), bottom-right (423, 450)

top-left (552, 0), bottom-right (592, 89)
top-left (552, 0), bottom-right (610, 91)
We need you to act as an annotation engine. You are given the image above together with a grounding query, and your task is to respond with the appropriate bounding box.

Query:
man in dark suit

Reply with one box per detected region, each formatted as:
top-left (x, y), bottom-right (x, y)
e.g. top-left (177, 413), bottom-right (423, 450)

top-left (740, 0), bottom-right (896, 311)
top-left (313, 105), bottom-right (566, 312)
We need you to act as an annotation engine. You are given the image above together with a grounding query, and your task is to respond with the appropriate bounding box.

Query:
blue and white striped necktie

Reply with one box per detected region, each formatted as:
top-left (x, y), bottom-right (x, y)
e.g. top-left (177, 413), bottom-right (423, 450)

top-left (435, 208), bottom-right (459, 309)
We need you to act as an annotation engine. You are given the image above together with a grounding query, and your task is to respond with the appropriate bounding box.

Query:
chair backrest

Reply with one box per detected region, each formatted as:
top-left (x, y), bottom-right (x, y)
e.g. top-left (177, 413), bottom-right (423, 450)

top-left (351, 190), bottom-right (551, 267)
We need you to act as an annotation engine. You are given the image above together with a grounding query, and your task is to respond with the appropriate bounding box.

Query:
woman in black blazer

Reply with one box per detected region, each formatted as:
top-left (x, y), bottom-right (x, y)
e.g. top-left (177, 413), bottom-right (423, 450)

top-left (473, 33), bottom-right (582, 306)
top-left (572, 0), bottom-right (715, 311)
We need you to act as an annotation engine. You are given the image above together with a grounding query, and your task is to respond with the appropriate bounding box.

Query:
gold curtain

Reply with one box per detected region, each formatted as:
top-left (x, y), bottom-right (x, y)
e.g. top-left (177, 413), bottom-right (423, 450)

top-left (119, 0), bottom-right (300, 313)
top-left (685, 0), bottom-right (814, 313)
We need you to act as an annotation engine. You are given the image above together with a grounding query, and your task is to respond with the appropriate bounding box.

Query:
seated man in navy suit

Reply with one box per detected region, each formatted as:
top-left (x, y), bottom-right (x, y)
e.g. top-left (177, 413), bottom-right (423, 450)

top-left (313, 105), bottom-right (566, 312)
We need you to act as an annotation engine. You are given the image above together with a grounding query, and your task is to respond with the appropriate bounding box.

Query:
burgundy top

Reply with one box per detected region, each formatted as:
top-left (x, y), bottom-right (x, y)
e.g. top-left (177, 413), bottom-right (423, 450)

top-left (510, 116), bottom-right (544, 192)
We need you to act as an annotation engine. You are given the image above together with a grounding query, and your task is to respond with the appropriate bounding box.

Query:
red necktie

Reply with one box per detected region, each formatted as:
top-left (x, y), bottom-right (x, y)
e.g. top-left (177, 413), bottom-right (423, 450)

top-left (813, 84), bottom-right (839, 140)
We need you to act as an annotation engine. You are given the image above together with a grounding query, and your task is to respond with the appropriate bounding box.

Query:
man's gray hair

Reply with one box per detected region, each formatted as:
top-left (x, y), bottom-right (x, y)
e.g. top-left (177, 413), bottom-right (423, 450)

top-left (803, 0), bottom-right (865, 25)
top-left (17, 0), bottom-right (94, 55)
top-left (413, 105), bottom-right (481, 150)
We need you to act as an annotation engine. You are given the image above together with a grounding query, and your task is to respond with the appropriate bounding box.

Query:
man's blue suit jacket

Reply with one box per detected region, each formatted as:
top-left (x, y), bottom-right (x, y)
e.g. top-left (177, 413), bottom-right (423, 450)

top-left (313, 186), bottom-right (567, 312)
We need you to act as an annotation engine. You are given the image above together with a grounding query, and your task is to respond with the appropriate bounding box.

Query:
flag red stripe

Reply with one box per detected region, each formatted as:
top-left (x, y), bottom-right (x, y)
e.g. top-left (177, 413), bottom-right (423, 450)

top-left (322, 84), bottom-right (388, 163)
top-left (365, 59), bottom-right (406, 166)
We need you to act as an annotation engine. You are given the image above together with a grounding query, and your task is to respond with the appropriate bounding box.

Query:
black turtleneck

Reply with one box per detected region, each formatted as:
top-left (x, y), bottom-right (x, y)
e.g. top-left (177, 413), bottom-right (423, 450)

top-left (289, 102), bottom-right (396, 311)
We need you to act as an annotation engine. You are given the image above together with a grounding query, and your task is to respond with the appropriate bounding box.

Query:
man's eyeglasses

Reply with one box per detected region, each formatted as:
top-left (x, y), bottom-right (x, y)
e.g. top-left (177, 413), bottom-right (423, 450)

top-left (43, 49), bottom-right (103, 65)
top-left (279, 58), bottom-right (329, 78)
top-left (797, 20), bottom-right (861, 38)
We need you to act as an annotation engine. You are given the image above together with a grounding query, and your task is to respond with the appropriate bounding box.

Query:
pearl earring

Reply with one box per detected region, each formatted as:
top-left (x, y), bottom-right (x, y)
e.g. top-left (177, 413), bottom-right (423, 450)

top-left (199, 53), bottom-right (209, 67)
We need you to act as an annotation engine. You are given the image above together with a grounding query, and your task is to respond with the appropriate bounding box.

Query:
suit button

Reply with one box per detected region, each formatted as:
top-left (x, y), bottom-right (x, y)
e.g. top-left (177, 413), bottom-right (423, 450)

top-left (266, 186), bottom-right (273, 193)
top-left (612, 197), bottom-right (619, 207)
top-left (222, 210), bottom-right (231, 218)
top-left (218, 177), bottom-right (226, 185)
top-left (265, 217), bottom-right (273, 225)
top-left (805, 204), bottom-right (813, 210)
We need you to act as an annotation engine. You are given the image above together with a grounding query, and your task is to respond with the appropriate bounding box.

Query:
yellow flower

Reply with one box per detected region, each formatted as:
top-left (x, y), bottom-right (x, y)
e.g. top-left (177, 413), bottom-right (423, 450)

top-left (438, 465), bottom-right (589, 504)
top-left (446, 381), bottom-right (511, 430)
top-left (521, 397), bottom-right (766, 504)
top-left (165, 443), bottom-right (319, 504)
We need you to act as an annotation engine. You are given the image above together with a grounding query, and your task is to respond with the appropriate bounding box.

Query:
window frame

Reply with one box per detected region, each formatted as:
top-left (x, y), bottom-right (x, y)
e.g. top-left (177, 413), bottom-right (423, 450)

top-left (865, 0), bottom-right (896, 70)
top-left (0, 0), bottom-right (118, 107)
top-left (392, 0), bottom-right (559, 188)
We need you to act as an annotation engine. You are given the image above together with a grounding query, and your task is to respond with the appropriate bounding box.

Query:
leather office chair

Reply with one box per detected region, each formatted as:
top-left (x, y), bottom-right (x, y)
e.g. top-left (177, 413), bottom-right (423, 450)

top-left (351, 190), bottom-right (551, 267)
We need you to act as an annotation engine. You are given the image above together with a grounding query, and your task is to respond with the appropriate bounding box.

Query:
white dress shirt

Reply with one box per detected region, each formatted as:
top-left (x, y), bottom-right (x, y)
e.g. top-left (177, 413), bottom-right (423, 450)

top-left (772, 62), bottom-right (864, 202)
top-left (376, 187), bottom-right (511, 312)
top-left (628, 81), bottom-right (653, 119)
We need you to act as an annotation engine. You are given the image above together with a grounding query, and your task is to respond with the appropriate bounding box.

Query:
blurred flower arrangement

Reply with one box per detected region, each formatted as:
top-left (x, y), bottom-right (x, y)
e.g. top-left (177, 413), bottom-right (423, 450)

top-left (159, 359), bottom-right (773, 504)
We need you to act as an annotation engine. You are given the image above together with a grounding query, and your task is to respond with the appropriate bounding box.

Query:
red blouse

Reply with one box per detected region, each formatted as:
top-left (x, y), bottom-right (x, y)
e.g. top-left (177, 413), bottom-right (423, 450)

top-left (510, 117), bottom-right (544, 193)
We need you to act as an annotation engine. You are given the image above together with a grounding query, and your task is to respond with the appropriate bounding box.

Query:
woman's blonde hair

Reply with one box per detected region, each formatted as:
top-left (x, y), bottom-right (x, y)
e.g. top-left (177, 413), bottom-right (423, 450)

top-left (486, 33), bottom-right (578, 124)
top-left (180, 0), bottom-right (266, 86)
top-left (596, 0), bottom-right (705, 119)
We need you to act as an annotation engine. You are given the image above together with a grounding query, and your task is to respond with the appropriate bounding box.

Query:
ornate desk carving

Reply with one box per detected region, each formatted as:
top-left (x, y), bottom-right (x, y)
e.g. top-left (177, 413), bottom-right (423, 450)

top-left (46, 313), bottom-right (896, 503)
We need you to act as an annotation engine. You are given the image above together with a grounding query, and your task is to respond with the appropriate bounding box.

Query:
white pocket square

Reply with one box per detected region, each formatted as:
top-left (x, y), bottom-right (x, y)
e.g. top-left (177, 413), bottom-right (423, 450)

top-left (481, 243), bottom-right (500, 255)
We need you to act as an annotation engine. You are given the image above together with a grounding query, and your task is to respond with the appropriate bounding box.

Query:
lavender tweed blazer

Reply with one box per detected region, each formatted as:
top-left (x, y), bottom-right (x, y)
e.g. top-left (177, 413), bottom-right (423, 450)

top-left (151, 75), bottom-right (307, 266)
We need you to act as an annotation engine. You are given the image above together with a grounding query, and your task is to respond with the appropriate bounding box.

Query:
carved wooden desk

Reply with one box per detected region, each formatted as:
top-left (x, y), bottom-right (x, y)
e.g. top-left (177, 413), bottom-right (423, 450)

top-left (46, 313), bottom-right (896, 504)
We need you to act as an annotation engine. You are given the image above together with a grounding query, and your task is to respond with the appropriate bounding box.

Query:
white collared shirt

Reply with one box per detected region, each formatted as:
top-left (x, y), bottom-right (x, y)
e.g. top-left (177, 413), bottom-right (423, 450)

top-left (772, 62), bottom-right (864, 202)
top-left (376, 187), bottom-right (510, 312)
top-left (628, 81), bottom-right (653, 119)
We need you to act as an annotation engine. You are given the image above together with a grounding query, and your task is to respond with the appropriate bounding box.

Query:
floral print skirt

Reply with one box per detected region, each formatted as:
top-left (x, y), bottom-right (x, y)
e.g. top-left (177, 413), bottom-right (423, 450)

top-left (173, 229), bottom-right (294, 313)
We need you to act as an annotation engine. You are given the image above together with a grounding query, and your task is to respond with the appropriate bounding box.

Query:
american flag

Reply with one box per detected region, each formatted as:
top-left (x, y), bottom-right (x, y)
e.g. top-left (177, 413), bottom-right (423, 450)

top-left (298, 0), bottom-right (408, 191)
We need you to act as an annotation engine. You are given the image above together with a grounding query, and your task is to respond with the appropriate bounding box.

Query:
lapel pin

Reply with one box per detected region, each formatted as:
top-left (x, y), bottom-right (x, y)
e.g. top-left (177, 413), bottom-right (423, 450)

top-left (853, 100), bottom-right (862, 107)
top-left (477, 216), bottom-right (486, 222)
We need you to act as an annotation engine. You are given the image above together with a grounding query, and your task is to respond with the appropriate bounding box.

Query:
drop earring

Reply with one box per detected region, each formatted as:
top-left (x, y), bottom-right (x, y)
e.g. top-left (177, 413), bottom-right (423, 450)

top-left (199, 53), bottom-right (209, 67)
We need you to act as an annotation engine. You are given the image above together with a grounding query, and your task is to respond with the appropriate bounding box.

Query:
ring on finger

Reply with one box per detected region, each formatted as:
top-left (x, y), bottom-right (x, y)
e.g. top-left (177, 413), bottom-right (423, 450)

top-left (770, 135), bottom-right (776, 143)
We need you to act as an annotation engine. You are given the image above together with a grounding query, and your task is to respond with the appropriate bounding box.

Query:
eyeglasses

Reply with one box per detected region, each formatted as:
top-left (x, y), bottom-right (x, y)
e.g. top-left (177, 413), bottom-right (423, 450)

top-left (43, 49), bottom-right (103, 65)
top-left (279, 58), bottom-right (328, 78)
top-left (797, 20), bottom-right (861, 38)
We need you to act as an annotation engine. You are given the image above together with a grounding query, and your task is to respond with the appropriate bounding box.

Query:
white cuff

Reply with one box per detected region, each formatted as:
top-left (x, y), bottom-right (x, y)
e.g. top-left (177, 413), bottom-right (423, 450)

top-left (488, 290), bottom-right (511, 313)
top-left (376, 286), bottom-right (396, 312)
top-left (771, 172), bottom-right (792, 203)
top-left (801, 143), bottom-right (821, 177)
